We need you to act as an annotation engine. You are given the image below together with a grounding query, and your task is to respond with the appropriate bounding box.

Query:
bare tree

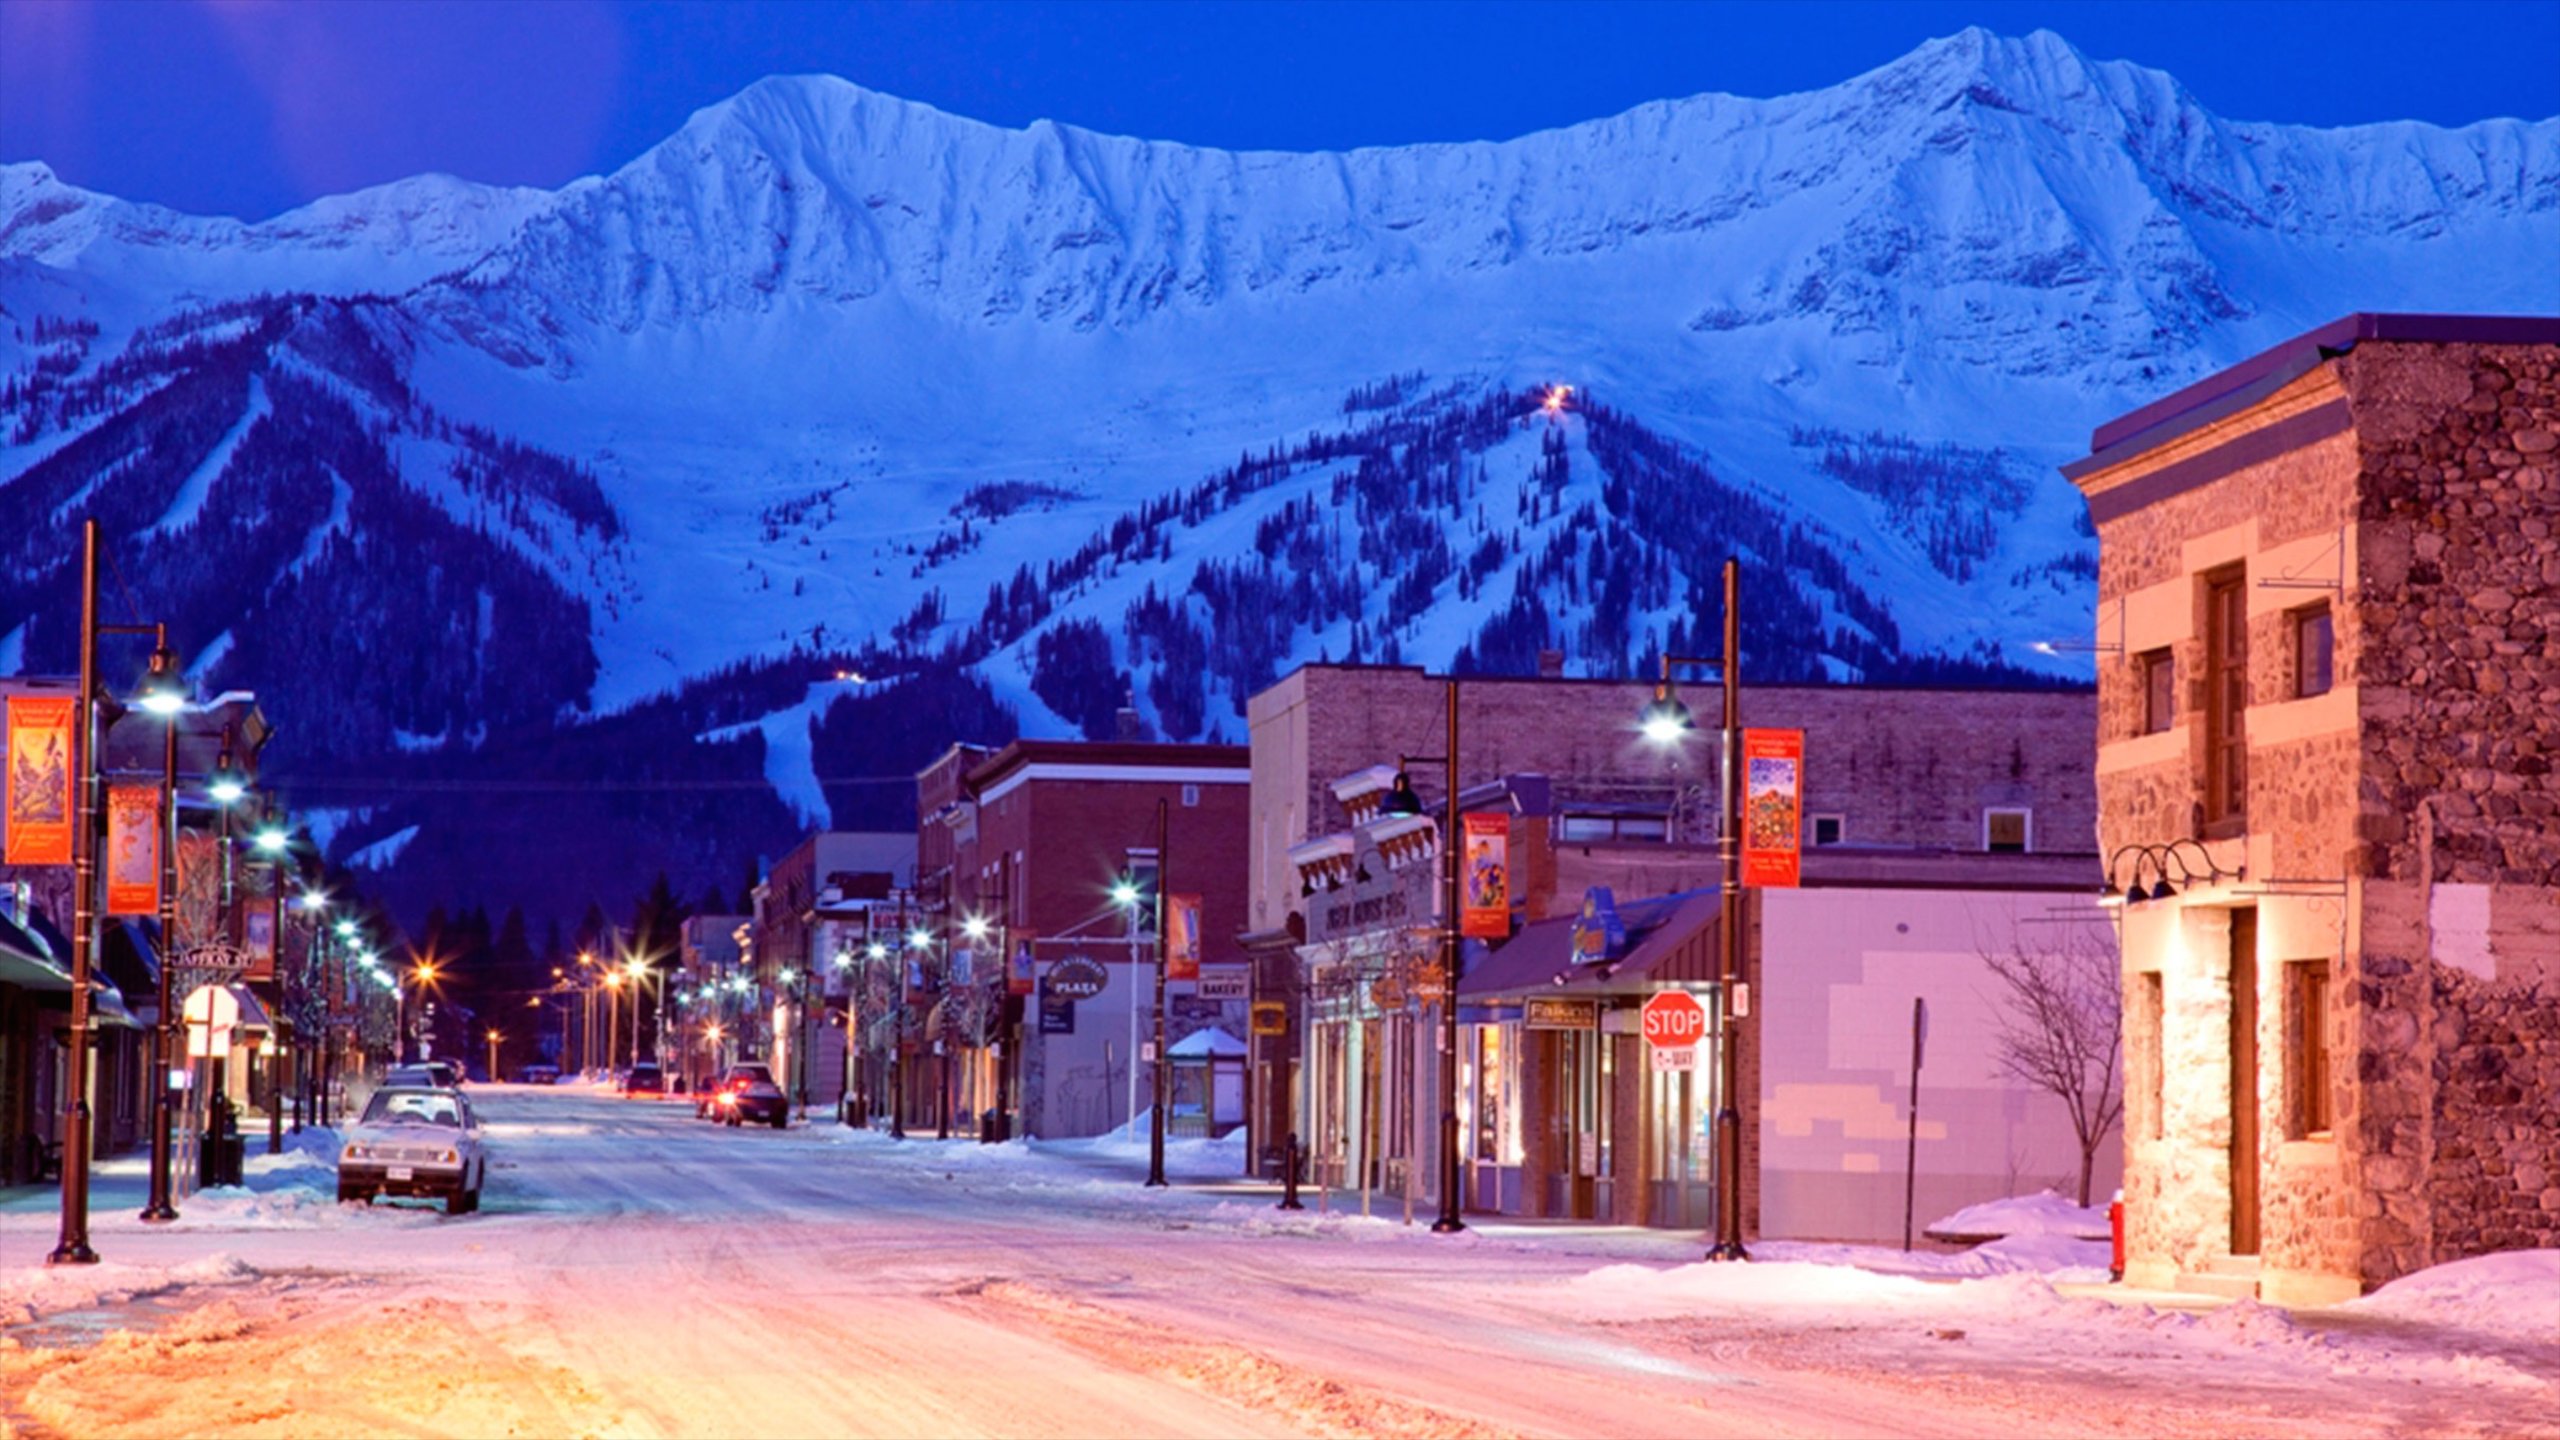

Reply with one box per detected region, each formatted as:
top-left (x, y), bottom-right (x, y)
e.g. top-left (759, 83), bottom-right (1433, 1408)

top-left (1981, 925), bottom-right (2123, 1207)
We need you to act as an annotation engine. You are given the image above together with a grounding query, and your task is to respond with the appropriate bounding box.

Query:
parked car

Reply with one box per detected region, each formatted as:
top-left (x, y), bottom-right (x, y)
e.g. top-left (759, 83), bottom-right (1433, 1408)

top-left (620, 1062), bottom-right (666, 1097)
top-left (516, 1063), bottom-right (560, 1085)
top-left (383, 1061), bottom-right (462, 1090)
top-left (337, 1085), bottom-right (487, 1214)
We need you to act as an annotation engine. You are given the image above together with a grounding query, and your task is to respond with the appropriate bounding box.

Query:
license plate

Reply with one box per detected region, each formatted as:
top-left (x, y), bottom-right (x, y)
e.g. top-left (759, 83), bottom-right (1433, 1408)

top-left (387, 1166), bottom-right (413, 1182)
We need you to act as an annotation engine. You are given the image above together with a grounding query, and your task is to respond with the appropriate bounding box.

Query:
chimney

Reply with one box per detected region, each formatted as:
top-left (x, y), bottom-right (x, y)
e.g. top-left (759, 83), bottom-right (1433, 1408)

top-left (1537, 649), bottom-right (1565, 679)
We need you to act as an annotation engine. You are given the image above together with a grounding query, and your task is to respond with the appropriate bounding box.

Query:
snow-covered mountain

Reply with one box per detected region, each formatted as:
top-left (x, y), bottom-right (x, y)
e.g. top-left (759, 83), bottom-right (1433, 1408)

top-left (3, 27), bottom-right (2554, 924)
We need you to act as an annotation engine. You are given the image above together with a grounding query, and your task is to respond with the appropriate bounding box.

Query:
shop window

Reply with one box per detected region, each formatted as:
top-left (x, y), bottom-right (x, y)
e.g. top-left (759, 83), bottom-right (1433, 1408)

top-left (2289, 960), bottom-right (2333, 1137)
top-left (1811, 814), bottom-right (1845, 847)
top-left (2139, 972), bottom-right (2165, 1140)
top-left (2203, 567), bottom-right (2248, 829)
top-left (2139, 648), bottom-right (2175, 734)
top-left (2293, 605), bottom-right (2334, 699)
top-left (1985, 808), bottom-right (2032, 854)
top-left (1558, 814), bottom-right (1668, 844)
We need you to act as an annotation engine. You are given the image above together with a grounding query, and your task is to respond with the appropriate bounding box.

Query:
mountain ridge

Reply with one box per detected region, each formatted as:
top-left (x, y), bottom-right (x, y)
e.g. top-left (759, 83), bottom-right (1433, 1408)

top-left (2, 27), bottom-right (2554, 928)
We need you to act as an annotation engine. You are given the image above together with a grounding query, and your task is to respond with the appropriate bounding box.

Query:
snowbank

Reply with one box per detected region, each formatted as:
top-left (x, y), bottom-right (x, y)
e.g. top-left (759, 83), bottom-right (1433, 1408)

top-left (1925, 1188), bottom-right (2110, 1240)
top-left (2341, 1250), bottom-right (2560, 1344)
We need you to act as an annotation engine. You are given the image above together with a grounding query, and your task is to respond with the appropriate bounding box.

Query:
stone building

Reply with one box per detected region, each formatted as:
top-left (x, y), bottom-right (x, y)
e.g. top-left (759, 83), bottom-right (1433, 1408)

top-left (1250, 663), bottom-right (2111, 1238)
top-left (2067, 313), bottom-right (2560, 1304)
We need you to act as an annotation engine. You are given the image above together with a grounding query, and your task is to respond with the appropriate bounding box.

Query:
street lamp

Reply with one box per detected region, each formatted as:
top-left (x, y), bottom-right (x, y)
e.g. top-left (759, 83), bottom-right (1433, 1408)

top-left (1635, 555), bottom-right (1750, 1262)
top-left (1376, 676), bottom-right (1465, 1234)
top-left (138, 637), bottom-right (197, 1226)
top-left (486, 1028), bottom-right (502, 1083)
top-left (1110, 798), bottom-right (1172, 1187)
top-left (49, 519), bottom-right (190, 1265)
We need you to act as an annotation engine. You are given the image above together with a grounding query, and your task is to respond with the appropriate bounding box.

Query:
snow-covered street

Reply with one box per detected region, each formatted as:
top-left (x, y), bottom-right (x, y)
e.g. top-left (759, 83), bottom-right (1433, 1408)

top-left (4, 1085), bottom-right (2551, 1439)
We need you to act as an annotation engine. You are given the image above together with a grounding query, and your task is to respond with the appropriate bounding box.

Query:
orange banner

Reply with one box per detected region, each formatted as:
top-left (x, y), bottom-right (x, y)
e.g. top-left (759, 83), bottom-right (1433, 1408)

top-left (1461, 814), bottom-right (1511, 938)
top-left (105, 784), bottom-right (161, 915)
top-left (5, 695), bottom-right (77, 865)
top-left (1741, 729), bottom-right (1805, 888)
top-left (242, 898), bottom-right (278, 983)
top-left (1166, 894), bottom-right (1202, 981)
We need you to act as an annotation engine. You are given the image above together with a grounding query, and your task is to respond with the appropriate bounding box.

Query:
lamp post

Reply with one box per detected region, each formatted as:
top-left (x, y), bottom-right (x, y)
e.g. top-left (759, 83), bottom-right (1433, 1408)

top-left (138, 637), bottom-right (200, 1224)
top-left (486, 1028), bottom-right (502, 1083)
top-left (1377, 676), bottom-right (1464, 1234)
top-left (1114, 798), bottom-right (1172, 1187)
top-left (1637, 556), bottom-right (1750, 1262)
top-left (51, 521), bottom-right (189, 1265)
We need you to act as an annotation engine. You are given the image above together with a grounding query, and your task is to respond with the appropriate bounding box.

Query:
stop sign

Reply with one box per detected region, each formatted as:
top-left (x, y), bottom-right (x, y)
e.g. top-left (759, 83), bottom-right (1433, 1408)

top-left (1641, 991), bottom-right (1710, 1048)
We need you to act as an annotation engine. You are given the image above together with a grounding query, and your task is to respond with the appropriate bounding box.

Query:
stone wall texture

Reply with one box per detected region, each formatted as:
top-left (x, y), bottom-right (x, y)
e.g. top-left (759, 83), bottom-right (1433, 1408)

top-left (2345, 342), bottom-right (2560, 1284)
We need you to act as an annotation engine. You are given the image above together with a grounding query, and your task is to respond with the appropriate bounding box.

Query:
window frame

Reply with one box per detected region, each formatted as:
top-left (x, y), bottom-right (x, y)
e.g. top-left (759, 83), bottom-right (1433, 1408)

top-left (1984, 807), bottom-right (2032, 854)
top-left (2202, 567), bottom-right (2249, 831)
top-left (2139, 647), bottom-right (2176, 735)
top-left (2292, 604), bottom-right (2334, 699)
top-left (1810, 813), bottom-right (1846, 847)
top-left (2288, 959), bottom-right (2334, 1138)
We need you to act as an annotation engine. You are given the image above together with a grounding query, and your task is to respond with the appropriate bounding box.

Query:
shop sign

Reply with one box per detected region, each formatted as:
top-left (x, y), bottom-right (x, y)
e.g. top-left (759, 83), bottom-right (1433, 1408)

top-left (1741, 728), bottom-right (1805, 888)
top-left (1569, 888), bottom-right (1626, 965)
top-left (104, 784), bottom-right (160, 916)
top-left (1460, 814), bottom-right (1510, 939)
top-left (1038, 994), bottom-right (1075, 1035)
top-left (1194, 965), bottom-right (1249, 1001)
top-left (1523, 996), bottom-right (1597, 1030)
top-left (4, 695), bottom-right (77, 865)
top-left (1250, 1000), bottom-right (1287, 1036)
top-left (1043, 955), bottom-right (1107, 1001)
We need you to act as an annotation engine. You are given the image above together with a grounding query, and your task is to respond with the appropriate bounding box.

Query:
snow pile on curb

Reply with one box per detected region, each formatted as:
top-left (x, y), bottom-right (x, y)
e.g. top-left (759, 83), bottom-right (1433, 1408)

top-left (1926, 1188), bottom-right (2109, 1240)
top-left (2340, 1250), bottom-right (2560, 1344)
top-left (0, 1253), bottom-right (260, 1327)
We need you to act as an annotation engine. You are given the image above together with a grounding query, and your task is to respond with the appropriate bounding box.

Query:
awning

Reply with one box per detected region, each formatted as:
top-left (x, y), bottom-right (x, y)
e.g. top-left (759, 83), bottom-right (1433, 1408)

top-left (1458, 890), bottom-right (1721, 1000)
top-left (0, 911), bottom-right (75, 992)
top-left (1168, 1025), bottom-right (1245, 1060)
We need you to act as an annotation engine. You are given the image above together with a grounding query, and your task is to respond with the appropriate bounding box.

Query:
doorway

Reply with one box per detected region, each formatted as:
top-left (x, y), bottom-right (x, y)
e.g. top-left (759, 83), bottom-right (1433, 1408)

top-left (2228, 907), bottom-right (2261, 1256)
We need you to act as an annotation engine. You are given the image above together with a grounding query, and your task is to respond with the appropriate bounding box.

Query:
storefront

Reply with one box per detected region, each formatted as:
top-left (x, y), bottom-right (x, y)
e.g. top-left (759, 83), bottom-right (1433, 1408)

top-left (1289, 803), bottom-right (1450, 1217)
top-left (1457, 887), bottom-right (1733, 1228)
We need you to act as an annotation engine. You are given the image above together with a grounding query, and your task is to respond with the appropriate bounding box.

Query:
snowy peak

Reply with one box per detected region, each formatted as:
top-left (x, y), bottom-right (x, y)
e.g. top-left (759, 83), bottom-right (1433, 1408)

top-left (0, 159), bottom-right (551, 299)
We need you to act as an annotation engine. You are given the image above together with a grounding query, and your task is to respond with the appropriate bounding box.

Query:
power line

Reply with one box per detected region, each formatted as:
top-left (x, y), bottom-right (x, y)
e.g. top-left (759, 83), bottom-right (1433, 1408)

top-left (258, 774), bottom-right (918, 794)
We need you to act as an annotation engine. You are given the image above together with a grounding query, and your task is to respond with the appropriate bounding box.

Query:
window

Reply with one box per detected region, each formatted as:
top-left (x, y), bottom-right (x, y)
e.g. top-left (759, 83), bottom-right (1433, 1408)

top-left (1985, 808), bottom-right (2031, 853)
top-left (1811, 814), bottom-right (1845, 847)
top-left (2203, 568), bottom-right (2249, 828)
top-left (1557, 814), bottom-right (1668, 844)
top-left (2293, 606), bottom-right (2334, 698)
top-left (2140, 648), bottom-right (2175, 735)
top-left (1181, 783), bottom-right (1202, 808)
top-left (2139, 973), bottom-right (2166, 1140)
top-left (2289, 960), bottom-right (2333, 1136)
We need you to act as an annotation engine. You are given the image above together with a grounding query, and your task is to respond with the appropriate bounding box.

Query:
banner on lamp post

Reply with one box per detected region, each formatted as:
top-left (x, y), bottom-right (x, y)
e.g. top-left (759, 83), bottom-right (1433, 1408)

top-left (1008, 939), bottom-right (1035, 998)
top-left (242, 902), bottom-right (277, 984)
top-left (1460, 813), bottom-right (1510, 939)
top-left (1740, 728), bottom-right (1805, 888)
top-left (104, 784), bottom-right (161, 915)
top-left (4, 695), bottom-right (77, 865)
top-left (1166, 894), bottom-right (1202, 981)
top-left (176, 829), bottom-right (221, 946)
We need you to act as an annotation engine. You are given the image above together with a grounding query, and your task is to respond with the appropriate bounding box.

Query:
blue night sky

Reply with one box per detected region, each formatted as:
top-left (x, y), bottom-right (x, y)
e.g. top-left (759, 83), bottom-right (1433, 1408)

top-left (5, 0), bottom-right (2556, 222)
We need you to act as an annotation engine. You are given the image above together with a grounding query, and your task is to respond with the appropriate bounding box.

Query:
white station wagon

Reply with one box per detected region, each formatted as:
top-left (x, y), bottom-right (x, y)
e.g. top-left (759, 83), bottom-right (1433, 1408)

top-left (338, 1085), bottom-right (488, 1214)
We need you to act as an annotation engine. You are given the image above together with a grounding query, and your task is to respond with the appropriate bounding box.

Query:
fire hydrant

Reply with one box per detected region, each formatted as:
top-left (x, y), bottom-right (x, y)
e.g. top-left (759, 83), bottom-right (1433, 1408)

top-left (2108, 1190), bottom-right (2126, 1282)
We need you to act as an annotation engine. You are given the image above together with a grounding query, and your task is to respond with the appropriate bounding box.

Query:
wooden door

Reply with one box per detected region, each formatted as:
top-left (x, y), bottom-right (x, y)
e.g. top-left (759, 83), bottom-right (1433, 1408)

top-left (2229, 908), bottom-right (2261, 1255)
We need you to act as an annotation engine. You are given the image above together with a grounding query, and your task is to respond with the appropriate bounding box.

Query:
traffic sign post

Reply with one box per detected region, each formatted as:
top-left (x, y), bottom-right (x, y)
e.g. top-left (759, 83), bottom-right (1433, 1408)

top-left (1642, 990), bottom-right (1710, 1072)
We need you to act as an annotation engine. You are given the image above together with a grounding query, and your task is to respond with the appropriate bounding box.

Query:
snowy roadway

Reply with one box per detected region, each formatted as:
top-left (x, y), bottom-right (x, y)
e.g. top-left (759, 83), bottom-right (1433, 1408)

top-left (4, 1084), bottom-right (2552, 1439)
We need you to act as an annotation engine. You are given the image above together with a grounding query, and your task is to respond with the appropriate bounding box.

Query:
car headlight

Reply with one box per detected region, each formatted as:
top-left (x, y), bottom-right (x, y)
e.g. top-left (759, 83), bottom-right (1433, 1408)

top-left (717, 1092), bottom-right (736, 1105)
top-left (346, 1144), bottom-right (370, 1161)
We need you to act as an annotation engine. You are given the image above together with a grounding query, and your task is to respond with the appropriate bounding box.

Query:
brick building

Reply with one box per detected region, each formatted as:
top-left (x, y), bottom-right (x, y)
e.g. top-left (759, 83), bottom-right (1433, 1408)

top-left (747, 830), bottom-right (914, 1115)
top-left (1250, 664), bottom-right (2110, 1238)
top-left (2068, 313), bottom-right (2560, 1304)
top-left (923, 741), bottom-right (1251, 1140)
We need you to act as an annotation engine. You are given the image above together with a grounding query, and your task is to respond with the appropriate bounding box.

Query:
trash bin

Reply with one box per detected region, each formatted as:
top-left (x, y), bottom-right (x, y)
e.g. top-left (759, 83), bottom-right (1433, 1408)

top-left (199, 1094), bottom-right (246, 1188)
